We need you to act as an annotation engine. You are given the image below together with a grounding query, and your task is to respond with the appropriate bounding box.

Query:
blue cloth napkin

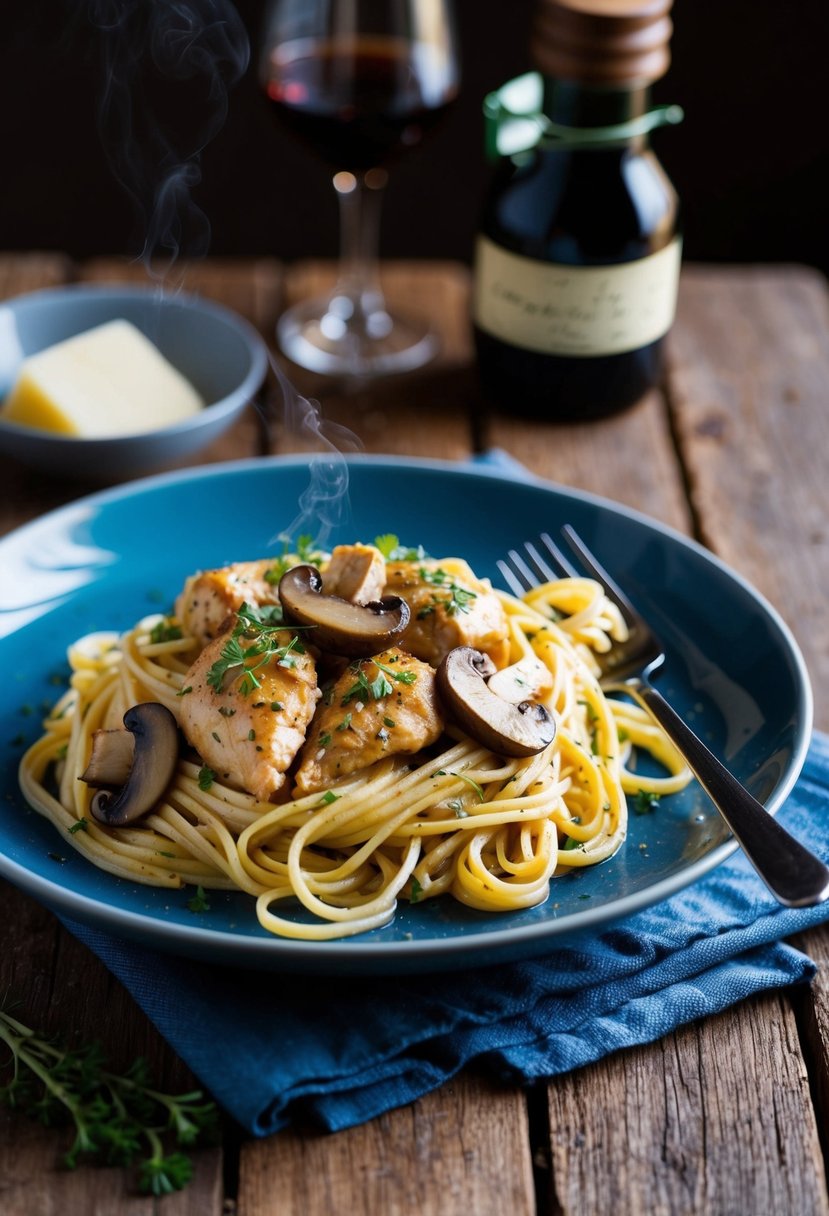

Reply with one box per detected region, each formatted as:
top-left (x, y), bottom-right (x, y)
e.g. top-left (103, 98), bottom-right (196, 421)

top-left (65, 731), bottom-right (829, 1137)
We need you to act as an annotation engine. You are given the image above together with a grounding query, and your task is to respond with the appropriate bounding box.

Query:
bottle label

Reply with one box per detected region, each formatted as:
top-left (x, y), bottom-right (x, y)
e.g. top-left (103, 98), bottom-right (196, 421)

top-left (473, 235), bottom-right (681, 357)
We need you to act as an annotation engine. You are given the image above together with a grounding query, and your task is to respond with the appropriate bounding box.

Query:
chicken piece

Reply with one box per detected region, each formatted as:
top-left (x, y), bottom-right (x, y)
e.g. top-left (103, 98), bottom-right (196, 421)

top-left (294, 647), bottom-right (443, 795)
top-left (179, 615), bottom-right (321, 801)
top-left (383, 559), bottom-right (510, 670)
top-left (322, 543), bottom-right (387, 604)
top-left (175, 559), bottom-right (285, 648)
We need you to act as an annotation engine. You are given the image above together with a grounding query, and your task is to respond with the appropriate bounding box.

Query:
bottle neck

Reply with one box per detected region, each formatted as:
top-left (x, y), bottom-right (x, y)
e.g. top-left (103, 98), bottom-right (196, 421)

top-left (541, 79), bottom-right (652, 135)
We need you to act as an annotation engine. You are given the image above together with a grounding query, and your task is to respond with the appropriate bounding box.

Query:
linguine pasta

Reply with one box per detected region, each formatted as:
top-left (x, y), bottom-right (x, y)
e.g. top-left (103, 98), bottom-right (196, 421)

top-left (18, 562), bottom-right (691, 941)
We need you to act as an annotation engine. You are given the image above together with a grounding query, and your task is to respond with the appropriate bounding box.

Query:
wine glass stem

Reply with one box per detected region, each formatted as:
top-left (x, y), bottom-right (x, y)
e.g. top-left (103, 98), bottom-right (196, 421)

top-left (333, 171), bottom-right (388, 321)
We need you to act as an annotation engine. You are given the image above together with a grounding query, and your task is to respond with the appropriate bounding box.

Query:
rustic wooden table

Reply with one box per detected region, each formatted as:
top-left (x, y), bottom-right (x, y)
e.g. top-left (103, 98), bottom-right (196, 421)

top-left (1, 253), bottom-right (828, 1215)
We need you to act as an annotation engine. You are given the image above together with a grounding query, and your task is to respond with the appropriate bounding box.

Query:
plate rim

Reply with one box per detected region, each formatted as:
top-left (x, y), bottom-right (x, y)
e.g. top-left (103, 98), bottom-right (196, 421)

top-left (0, 453), bottom-right (814, 969)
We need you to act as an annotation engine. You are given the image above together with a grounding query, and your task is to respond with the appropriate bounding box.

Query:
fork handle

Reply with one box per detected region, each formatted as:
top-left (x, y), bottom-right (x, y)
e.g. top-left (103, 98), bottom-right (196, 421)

top-left (625, 678), bottom-right (829, 908)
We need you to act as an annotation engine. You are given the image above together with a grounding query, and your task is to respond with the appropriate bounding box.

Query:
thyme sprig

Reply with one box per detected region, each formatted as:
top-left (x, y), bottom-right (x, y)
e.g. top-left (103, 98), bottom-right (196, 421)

top-left (0, 1007), bottom-right (218, 1196)
top-left (207, 602), bottom-right (307, 696)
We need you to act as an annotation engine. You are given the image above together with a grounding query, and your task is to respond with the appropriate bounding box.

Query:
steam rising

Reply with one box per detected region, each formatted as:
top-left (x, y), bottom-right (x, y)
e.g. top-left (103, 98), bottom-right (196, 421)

top-left (81, 0), bottom-right (359, 546)
top-left (86, 0), bottom-right (249, 272)
top-left (268, 355), bottom-right (362, 550)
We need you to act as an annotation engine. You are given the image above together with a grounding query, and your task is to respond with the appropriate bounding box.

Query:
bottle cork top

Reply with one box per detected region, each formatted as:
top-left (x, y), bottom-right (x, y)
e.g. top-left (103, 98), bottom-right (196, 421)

top-left (530, 0), bottom-right (674, 86)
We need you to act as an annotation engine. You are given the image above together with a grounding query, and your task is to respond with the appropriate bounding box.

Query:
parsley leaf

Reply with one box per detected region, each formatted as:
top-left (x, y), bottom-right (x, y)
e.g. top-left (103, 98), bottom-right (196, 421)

top-left (187, 886), bottom-right (211, 913)
top-left (264, 536), bottom-right (325, 584)
top-left (197, 766), bottom-right (216, 791)
top-left (149, 619), bottom-right (183, 645)
top-left (374, 534), bottom-right (429, 561)
top-left (633, 790), bottom-right (661, 815)
top-left (341, 657), bottom-right (417, 706)
top-left (206, 603), bottom-right (306, 696)
top-left (417, 567), bottom-right (477, 615)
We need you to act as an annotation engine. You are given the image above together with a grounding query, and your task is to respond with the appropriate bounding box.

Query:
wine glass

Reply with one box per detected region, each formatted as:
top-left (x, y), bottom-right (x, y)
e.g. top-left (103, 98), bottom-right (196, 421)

top-left (261, 0), bottom-right (460, 377)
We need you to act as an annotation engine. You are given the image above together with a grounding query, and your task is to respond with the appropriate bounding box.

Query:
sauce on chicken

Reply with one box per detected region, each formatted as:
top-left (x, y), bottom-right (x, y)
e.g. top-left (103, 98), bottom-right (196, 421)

top-left (294, 647), bottom-right (443, 795)
top-left (178, 615), bottom-right (320, 801)
top-left (383, 558), bottom-right (510, 669)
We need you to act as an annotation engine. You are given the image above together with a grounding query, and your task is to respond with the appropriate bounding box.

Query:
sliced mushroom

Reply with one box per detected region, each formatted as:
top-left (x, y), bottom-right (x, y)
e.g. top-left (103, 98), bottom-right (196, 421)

top-left (486, 654), bottom-right (553, 705)
top-left (437, 646), bottom-right (556, 757)
top-left (80, 728), bottom-right (135, 789)
top-left (278, 564), bottom-right (410, 658)
top-left (83, 702), bottom-right (179, 826)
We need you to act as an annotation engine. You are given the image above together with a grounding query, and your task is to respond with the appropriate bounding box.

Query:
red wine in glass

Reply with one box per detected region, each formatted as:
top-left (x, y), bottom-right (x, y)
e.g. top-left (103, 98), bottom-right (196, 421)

top-left (265, 35), bottom-right (458, 171)
top-left (260, 0), bottom-right (460, 377)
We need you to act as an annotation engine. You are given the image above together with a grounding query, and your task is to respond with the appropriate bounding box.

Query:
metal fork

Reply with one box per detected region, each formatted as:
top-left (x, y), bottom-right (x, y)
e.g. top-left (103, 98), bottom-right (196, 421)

top-left (498, 526), bottom-right (829, 908)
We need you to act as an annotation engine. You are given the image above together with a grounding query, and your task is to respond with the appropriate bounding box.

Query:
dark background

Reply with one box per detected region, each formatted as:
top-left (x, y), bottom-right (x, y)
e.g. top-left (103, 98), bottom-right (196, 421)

top-left (1, 0), bottom-right (827, 274)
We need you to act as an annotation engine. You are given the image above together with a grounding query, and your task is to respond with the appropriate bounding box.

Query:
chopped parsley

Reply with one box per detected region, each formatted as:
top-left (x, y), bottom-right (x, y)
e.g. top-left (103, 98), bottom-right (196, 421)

top-left (633, 790), bottom-right (661, 815)
top-left (562, 819), bottom-right (582, 851)
top-left (68, 818), bottom-right (89, 835)
top-left (264, 534), bottom-right (325, 583)
top-left (374, 534), bottom-right (428, 561)
top-left (409, 876), bottom-right (424, 904)
top-left (198, 766), bottom-right (216, 791)
top-left (341, 657), bottom-right (416, 706)
top-left (149, 618), bottom-right (183, 644)
top-left (417, 567), bottom-right (477, 616)
top-left (206, 603), bottom-right (306, 696)
top-left (317, 791), bottom-right (340, 806)
top-left (187, 886), bottom-right (211, 913)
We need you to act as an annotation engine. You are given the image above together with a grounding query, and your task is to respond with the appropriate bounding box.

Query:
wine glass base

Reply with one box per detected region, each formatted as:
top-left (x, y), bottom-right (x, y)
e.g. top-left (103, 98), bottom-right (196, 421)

top-left (277, 295), bottom-right (438, 377)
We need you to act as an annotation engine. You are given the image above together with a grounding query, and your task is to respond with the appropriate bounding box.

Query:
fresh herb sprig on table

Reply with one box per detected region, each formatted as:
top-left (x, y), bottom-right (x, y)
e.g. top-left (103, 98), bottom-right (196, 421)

top-left (0, 1007), bottom-right (218, 1195)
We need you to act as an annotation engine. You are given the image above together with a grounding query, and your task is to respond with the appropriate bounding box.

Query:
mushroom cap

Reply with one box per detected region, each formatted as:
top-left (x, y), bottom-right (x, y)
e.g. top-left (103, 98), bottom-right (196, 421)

top-left (88, 702), bottom-right (179, 827)
top-left (437, 646), bottom-right (556, 758)
top-left (278, 564), bottom-right (410, 658)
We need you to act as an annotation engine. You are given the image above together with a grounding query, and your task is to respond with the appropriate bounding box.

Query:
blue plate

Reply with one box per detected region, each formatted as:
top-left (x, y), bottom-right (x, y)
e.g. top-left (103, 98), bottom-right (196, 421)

top-left (0, 456), bottom-right (813, 972)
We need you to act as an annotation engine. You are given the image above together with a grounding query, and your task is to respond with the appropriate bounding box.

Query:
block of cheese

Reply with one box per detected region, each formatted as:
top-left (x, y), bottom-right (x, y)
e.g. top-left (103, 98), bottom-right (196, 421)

top-left (1, 319), bottom-right (204, 437)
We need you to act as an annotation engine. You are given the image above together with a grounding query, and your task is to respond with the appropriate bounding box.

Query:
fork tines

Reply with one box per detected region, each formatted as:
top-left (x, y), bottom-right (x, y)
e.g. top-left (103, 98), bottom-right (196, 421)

top-left (497, 532), bottom-right (581, 596)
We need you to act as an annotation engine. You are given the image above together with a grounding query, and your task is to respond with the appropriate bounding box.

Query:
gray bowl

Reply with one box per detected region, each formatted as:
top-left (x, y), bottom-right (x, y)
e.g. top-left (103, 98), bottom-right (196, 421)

top-left (0, 283), bottom-right (269, 479)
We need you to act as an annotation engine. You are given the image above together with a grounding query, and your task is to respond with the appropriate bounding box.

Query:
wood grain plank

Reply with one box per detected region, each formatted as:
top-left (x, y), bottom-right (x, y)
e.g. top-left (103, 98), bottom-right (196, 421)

top-left (0, 254), bottom-right (252, 1214)
top-left (79, 255), bottom-right (284, 335)
top-left (669, 263), bottom-right (829, 1214)
top-left (0, 251), bottom-right (73, 298)
top-left (546, 992), bottom-right (827, 1216)
top-left (483, 388), bottom-right (692, 532)
top-left (667, 264), bottom-right (829, 728)
top-left (794, 922), bottom-right (829, 1171)
top-left (270, 261), bottom-right (473, 461)
top-left (482, 267), bottom-right (829, 1214)
top-left (237, 1075), bottom-right (535, 1216)
top-left (281, 260), bottom-right (473, 368)
top-left (0, 883), bottom-right (224, 1216)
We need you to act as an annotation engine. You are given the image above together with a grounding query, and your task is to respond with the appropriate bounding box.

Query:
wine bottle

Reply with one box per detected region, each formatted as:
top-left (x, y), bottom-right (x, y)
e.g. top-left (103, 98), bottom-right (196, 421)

top-left (473, 0), bottom-right (682, 421)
